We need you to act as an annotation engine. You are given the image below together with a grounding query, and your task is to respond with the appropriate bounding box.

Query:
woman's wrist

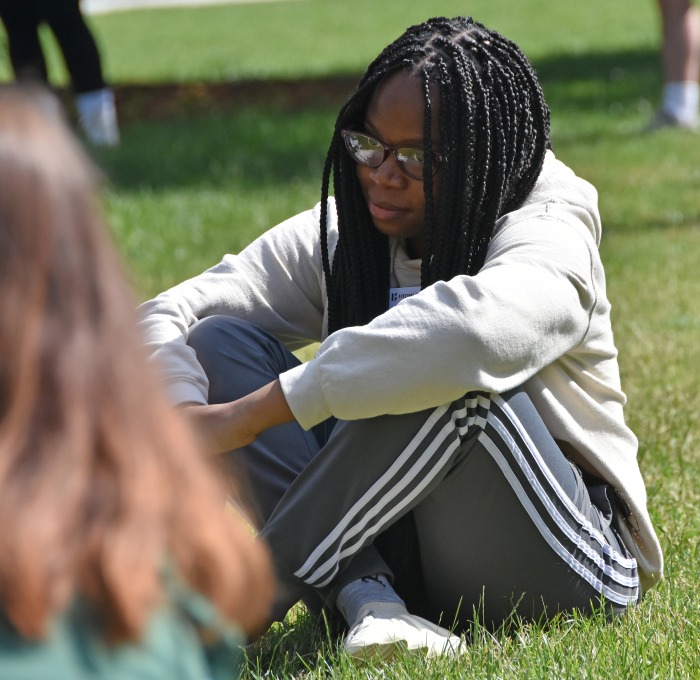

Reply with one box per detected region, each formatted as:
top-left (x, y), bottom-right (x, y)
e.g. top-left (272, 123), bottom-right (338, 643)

top-left (181, 381), bottom-right (295, 455)
top-left (237, 380), bottom-right (295, 436)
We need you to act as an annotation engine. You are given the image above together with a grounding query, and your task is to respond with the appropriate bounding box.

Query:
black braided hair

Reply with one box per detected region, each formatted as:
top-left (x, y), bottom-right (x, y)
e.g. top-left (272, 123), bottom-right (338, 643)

top-left (321, 16), bottom-right (552, 334)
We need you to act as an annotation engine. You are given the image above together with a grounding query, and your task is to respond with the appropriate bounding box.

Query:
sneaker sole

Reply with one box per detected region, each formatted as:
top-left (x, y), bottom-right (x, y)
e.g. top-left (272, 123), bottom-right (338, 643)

top-left (346, 639), bottom-right (452, 663)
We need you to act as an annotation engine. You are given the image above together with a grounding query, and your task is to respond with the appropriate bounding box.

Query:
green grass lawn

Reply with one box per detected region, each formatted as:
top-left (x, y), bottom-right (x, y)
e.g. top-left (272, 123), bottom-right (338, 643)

top-left (4, 0), bottom-right (698, 677)
top-left (2, 0), bottom-right (658, 84)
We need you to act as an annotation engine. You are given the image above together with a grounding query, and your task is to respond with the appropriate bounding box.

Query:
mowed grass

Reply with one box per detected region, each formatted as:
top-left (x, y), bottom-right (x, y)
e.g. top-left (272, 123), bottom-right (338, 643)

top-left (5, 0), bottom-right (698, 677)
top-left (0, 0), bottom-right (659, 83)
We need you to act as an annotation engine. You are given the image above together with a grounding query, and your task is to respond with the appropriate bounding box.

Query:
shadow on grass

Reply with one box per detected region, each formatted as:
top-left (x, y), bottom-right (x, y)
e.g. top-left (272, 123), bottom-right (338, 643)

top-left (92, 105), bottom-right (337, 192)
top-left (536, 47), bottom-right (658, 111)
top-left (89, 43), bottom-right (694, 240)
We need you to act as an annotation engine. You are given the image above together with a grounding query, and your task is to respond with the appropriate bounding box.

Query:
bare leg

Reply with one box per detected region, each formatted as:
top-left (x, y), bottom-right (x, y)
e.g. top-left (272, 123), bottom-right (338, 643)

top-left (657, 0), bottom-right (700, 82)
top-left (653, 0), bottom-right (700, 126)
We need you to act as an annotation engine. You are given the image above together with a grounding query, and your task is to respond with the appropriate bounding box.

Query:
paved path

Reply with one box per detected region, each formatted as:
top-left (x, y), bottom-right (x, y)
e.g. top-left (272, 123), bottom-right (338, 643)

top-left (83, 0), bottom-right (302, 16)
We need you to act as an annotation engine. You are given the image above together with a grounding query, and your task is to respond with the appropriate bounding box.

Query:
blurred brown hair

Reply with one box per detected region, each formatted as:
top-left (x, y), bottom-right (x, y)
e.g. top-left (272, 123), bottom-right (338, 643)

top-left (0, 85), bottom-right (273, 643)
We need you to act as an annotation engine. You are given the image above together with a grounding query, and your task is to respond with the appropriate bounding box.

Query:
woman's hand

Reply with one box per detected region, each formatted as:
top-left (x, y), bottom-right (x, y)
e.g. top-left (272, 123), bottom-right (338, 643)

top-left (181, 380), bottom-right (295, 455)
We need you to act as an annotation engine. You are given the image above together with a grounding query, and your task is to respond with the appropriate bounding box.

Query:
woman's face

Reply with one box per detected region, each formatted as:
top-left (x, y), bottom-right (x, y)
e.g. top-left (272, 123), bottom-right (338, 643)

top-left (356, 70), bottom-right (441, 260)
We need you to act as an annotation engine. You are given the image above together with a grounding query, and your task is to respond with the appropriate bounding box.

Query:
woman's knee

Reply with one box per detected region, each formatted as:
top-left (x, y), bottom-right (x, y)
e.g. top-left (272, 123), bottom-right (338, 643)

top-left (188, 315), bottom-right (261, 354)
top-left (188, 316), bottom-right (300, 403)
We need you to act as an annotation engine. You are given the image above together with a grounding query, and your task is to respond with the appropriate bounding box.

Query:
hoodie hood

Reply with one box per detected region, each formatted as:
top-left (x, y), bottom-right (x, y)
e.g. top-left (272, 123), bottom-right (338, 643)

top-left (516, 150), bottom-right (602, 246)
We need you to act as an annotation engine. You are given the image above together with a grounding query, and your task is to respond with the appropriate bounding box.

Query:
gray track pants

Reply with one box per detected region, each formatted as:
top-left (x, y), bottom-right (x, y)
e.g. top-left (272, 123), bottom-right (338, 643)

top-left (189, 316), bottom-right (639, 630)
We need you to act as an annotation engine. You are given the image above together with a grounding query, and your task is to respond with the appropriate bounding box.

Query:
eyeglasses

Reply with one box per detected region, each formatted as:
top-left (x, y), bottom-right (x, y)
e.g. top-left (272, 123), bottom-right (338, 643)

top-left (341, 130), bottom-right (442, 181)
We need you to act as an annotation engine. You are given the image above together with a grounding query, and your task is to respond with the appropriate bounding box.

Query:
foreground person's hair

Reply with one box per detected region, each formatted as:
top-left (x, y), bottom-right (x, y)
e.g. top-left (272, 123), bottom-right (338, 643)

top-left (0, 85), bottom-right (273, 642)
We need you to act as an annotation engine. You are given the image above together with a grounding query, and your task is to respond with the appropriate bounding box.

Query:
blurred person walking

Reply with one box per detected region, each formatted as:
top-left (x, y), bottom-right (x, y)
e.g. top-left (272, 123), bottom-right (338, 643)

top-left (652, 0), bottom-right (700, 129)
top-left (0, 0), bottom-right (120, 145)
top-left (0, 84), bottom-right (272, 679)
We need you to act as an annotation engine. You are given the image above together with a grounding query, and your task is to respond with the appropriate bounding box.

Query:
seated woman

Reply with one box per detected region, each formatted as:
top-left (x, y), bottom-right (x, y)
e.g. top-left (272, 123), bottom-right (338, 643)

top-left (139, 17), bottom-right (663, 660)
top-left (0, 85), bottom-right (273, 678)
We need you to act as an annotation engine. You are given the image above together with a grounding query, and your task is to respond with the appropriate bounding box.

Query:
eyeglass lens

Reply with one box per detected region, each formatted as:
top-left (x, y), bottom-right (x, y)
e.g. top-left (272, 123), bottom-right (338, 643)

top-left (342, 131), bottom-right (436, 180)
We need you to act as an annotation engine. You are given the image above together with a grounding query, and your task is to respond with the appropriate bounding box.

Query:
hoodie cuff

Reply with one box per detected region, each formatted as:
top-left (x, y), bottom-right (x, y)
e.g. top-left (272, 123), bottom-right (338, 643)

top-left (278, 361), bottom-right (333, 430)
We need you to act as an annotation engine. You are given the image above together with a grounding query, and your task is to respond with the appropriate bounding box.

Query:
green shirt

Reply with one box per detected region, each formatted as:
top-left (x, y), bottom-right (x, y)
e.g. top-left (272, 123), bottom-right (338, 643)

top-left (0, 589), bottom-right (245, 680)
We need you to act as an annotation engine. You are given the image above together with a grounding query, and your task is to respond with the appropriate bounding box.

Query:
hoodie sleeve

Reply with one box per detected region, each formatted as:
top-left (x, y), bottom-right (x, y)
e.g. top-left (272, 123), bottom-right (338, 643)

top-left (138, 203), bottom-right (329, 404)
top-left (280, 202), bottom-right (603, 429)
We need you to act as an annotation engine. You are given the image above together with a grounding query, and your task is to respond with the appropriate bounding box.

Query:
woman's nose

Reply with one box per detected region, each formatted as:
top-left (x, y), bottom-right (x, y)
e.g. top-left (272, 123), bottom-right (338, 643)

top-left (368, 153), bottom-right (405, 187)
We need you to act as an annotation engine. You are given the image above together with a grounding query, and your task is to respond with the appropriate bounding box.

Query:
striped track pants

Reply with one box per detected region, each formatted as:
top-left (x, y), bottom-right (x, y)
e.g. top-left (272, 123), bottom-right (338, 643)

top-left (189, 316), bottom-right (640, 629)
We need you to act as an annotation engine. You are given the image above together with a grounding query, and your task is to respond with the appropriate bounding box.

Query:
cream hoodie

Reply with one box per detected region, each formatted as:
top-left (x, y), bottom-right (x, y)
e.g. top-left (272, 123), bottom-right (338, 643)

top-left (139, 151), bottom-right (663, 591)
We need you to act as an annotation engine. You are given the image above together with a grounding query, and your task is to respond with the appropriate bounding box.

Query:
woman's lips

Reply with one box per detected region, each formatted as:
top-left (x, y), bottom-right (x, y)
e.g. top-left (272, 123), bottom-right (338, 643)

top-left (368, 201), bottom-right (404, 221)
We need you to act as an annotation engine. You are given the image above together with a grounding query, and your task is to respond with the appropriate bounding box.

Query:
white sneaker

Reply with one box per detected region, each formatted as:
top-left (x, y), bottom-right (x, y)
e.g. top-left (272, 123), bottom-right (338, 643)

top-left (76, 88), bottom-right (120, 147)
top-left (646, 110), bottom-right (699, 133)
top-left (344, 603), bottom-right (465, 661)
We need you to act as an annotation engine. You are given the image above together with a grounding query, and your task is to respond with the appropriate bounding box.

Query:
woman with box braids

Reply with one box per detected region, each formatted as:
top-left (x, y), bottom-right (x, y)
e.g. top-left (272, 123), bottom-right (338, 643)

top-left (321, 16), bottom-right (551, 332)
top-left (141, 16), bottom-right (662, 663)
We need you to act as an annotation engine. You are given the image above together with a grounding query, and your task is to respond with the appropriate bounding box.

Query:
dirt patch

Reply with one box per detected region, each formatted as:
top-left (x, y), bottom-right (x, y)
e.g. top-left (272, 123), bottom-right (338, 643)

top-left (110, 75), bottom-right (360, 122)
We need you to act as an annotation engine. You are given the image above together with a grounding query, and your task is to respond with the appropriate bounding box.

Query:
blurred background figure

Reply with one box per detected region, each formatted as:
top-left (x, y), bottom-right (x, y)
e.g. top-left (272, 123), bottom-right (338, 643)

top-left (0, 85), bottom-right (273, 679)
top-left (652, 0), bottom-right (700, 129)
top-left (0, 0), bottom-right (120, 145)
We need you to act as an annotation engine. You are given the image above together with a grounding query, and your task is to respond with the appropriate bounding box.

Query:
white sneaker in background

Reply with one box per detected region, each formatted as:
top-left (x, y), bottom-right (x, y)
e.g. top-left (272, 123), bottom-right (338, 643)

top-left (343, 602), bottom-right (465, 662)
top-left (646, 109), bottom-right (699, 133)
top-left (76, 87), bottom-right (120, 147)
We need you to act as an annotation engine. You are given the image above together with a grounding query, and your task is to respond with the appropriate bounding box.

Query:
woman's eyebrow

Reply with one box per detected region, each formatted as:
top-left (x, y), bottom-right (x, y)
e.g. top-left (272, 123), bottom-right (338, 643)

top-left (362, 118), bottom-right (380, 136)
top-left (362, 120), bottom-right (429, 147)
